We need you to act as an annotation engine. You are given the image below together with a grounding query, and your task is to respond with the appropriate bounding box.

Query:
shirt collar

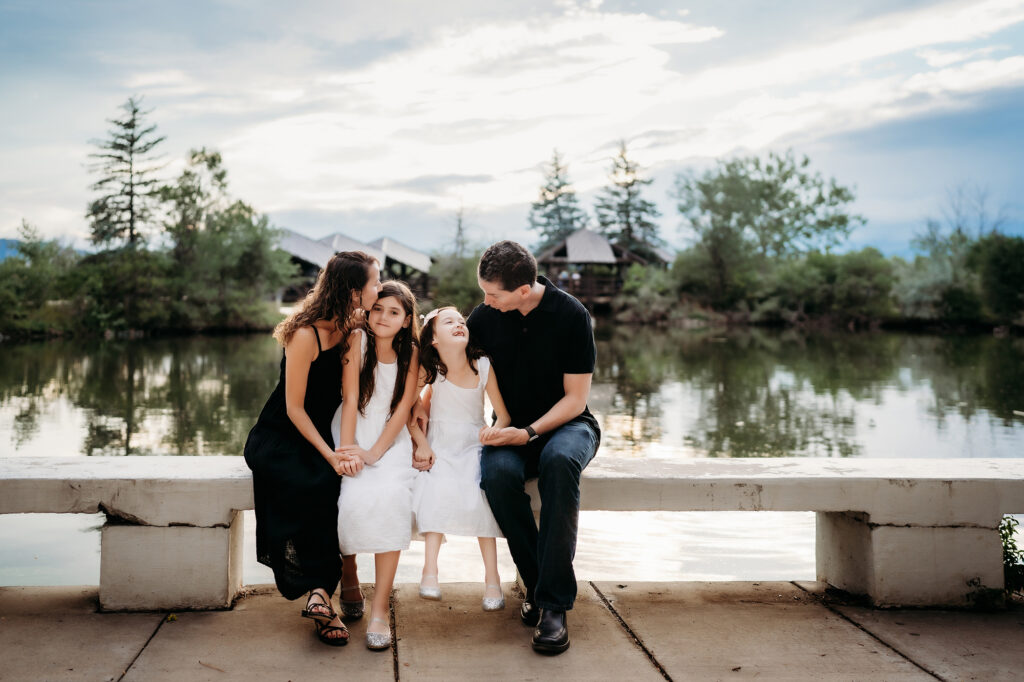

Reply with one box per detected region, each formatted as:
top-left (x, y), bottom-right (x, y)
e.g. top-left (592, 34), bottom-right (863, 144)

top-left (534, 276), bottom-right (559, 313)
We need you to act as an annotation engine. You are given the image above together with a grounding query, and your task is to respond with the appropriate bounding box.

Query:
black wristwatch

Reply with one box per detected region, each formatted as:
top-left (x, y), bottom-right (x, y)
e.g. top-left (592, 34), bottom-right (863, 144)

top-left (524, 425), bottom-right (539, 442)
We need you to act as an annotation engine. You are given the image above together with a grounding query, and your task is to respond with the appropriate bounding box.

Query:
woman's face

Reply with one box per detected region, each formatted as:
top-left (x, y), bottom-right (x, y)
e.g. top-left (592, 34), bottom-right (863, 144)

top-left (356, 263), bottom-right (382, 310)
top-left (431, 308), bottom-right (468, 350)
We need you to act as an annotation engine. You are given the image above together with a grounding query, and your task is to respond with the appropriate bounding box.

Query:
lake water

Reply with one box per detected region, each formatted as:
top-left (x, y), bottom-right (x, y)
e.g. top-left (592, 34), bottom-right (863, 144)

top-left (2, 327), bottom-right (1022, 586)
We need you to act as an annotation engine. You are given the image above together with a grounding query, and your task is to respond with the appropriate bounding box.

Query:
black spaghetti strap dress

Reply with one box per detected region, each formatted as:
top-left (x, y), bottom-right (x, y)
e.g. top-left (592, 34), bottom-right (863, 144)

top-left (244, 326), bottom-right (343, 600)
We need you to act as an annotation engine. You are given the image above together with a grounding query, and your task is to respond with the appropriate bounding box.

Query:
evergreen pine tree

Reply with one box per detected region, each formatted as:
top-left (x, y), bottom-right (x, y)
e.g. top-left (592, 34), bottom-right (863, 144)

top-left (86, 96), bottom-right (166, 247)
top-left (528, 149), bottom-right (588, 251)
top-left (594, 141), bottom-right (663, 260)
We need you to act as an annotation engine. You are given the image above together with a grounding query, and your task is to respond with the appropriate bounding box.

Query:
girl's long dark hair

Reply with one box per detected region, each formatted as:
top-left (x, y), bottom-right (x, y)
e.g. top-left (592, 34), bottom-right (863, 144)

top-left (419, 306), bottom-right (484, 385)
top-left (358, 281), bottom-right (420, 418)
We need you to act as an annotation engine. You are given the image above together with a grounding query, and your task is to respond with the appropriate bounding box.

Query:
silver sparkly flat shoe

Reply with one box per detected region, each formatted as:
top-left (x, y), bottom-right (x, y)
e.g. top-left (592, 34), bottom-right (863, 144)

top-left (365, 617), bottom-right (392, 650)
top-left (482, 583), bottom-right (505, 611)
top-left (419, 574), bottom-right (442, 601)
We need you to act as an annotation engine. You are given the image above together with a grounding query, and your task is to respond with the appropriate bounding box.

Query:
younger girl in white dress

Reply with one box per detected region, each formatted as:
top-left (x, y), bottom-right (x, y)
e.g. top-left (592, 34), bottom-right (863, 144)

top-left (333, 281), bottom-right (420, 650)
top-left (409, 307), bottom-right (511, 611)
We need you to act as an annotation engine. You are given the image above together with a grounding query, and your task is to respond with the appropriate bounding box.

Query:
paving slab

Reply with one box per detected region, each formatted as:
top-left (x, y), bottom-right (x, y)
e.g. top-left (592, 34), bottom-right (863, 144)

top-left (123, 585), bottom-right (394, 682)
top-left (835, 604), bottom-right (1024, 681)
top-left (0, 586), bottom-right (161, 682)
top-left (393, 581), bottom-right (663, 681)
top-left (595, 581), bottom-right (932, 681)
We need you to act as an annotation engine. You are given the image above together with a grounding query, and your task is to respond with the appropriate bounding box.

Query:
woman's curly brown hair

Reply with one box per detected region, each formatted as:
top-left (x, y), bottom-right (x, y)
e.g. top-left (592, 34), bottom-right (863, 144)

top-left (358, 280), bottom-right (421, 419)
top-left (273, 251), bottom-right (377, 352)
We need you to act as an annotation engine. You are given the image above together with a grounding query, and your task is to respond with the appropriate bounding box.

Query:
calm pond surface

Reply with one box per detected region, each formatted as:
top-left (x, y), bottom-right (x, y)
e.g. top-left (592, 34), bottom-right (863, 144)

top-left (2, 327), bottom-right (1023, 586)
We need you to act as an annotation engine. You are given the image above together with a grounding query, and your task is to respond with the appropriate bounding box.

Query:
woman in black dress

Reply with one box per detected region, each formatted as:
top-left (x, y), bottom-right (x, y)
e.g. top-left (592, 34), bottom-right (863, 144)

top-left (244, 250), bottom-right (381, 646)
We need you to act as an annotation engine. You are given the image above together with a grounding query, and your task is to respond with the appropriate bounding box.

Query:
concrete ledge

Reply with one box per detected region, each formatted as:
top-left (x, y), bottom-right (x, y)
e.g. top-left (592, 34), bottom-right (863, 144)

top-left (2, 456), bottom-right (1022, 609)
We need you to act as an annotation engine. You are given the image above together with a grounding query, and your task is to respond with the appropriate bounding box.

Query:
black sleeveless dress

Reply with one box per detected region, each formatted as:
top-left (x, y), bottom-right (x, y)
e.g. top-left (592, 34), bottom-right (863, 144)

top-left (244, 327), bottom-right (343, 600)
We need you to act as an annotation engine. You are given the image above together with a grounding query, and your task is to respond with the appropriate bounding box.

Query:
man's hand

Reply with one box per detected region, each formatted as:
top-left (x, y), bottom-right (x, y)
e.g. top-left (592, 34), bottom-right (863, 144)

top-left (479, 426), bottom-right (529, 447)
top-left (412, 445), bottom-right (435, 471)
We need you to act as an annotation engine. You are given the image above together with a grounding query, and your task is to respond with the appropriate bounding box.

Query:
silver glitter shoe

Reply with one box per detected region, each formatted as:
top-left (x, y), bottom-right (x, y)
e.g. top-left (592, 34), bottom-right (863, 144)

top-left (365, 617), bottom-right (392, 650)
top-left (418, 574), bottom-right (442, 601)
top-left (482, 583), bottom-right (505, 611)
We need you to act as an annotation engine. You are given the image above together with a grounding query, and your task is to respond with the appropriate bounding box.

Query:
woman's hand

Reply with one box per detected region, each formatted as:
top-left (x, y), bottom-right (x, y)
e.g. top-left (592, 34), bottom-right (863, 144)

top-left (412, 444), bottom-right (435, 471)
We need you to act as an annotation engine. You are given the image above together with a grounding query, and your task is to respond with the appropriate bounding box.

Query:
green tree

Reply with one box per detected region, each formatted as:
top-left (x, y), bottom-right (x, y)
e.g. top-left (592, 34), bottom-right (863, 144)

top-left (971, 234), bottom-right (1024, 320)
top-left (892, 184), bottom-right (1001, 321)
top-left (0, 221), bottom-right (80, 332)
top-left (674, 150), bottom-right (862, 310)
top-left (529, 149), bottom-right (589, 251)
top-left (86, 96), bottom-right (166, 247)
top-left (594, 141), bottom-right (663, 260)
top-left (429, 251), bottom-right (482, 316)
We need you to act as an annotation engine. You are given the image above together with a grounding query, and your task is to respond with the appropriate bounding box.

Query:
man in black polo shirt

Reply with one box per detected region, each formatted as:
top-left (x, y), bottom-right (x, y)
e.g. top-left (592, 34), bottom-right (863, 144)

top-left (467, 240), bottom-right (600, 655)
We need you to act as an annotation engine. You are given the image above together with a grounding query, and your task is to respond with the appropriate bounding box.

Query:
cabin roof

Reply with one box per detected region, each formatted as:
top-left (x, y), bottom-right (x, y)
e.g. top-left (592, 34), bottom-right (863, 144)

top-left (367, 236), bottom-right (433, 274)
top-left (278, 229), bottom-right (339, 269)
top-left (318, 232), bottom-right (386, 264)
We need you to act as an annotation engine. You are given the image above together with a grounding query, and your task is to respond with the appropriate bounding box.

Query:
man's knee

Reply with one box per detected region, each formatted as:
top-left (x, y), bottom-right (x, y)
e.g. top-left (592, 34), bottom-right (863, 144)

top-left (538, 424), bottom-right (597, 480)
top-left (480, 447), bottom-right (525, 491)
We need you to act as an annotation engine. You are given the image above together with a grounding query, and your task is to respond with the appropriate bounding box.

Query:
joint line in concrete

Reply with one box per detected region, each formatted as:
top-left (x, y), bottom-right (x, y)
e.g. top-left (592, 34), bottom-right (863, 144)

top-left (790, 582), bottom-right (945, 681)
top-left (116, 612), bottom-right (167, 682)
top-left (389, 589), bottom-right (400, 681)
top-left (590, 582), bottom-right (672, 681)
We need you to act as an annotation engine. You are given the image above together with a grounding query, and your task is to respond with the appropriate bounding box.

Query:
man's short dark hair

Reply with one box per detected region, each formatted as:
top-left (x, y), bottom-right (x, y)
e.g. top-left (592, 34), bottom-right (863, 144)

top-left (478, 240), bottom-right (537, 291)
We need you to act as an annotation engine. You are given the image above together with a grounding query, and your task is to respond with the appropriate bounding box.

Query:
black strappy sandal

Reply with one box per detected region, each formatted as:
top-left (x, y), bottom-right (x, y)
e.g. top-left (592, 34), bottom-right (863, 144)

top-left (301, 590), bottom-right (336, 624)
top-left (313, 618), bottom-right (350, 646)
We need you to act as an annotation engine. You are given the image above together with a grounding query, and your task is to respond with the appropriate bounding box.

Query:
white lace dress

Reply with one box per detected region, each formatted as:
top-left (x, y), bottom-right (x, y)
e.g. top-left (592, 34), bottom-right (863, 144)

top-left (412, 356), bottom-right (502, 538)
top-left (333, 331), bottom-right (416, 554)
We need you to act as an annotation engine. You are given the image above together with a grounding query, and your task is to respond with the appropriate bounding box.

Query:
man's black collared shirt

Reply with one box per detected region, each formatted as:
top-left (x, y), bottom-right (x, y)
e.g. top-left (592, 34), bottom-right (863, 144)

top-left (467, 276), bottom-right (600, 436)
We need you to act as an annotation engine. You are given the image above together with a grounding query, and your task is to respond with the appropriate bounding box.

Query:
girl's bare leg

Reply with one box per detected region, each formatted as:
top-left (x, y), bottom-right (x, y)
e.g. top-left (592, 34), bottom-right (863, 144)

top-left (422, 532), bottom-right (443, 586)
top-left (478, 537), bottom-right (501, 597)
top-left (369, 551), bottom-right (400, 634)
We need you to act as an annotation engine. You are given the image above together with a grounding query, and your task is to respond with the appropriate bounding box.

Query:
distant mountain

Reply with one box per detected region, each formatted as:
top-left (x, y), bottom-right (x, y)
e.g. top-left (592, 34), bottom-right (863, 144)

top-left (0, 239), bottom-right (20, 262)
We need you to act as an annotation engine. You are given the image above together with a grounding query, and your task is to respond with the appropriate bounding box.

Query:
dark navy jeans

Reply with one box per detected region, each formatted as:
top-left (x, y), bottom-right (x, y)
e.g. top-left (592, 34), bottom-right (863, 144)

top-left (480, 419), bottom-right (599, 611)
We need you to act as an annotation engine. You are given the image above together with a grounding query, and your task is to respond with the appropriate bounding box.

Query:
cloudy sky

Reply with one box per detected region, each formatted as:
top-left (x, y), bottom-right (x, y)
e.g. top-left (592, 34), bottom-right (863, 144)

top-left (2, 0), bottom-right (1023, 255)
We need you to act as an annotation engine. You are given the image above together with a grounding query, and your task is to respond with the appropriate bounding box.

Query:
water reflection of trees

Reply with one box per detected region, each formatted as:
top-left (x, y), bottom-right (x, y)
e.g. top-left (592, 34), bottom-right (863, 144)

top-left (4, 330), bottom-right (1023, 458)
top-left (1, 336), bottom-right (282, 456)
top-left (593, 326), bottom-right (1024, 458)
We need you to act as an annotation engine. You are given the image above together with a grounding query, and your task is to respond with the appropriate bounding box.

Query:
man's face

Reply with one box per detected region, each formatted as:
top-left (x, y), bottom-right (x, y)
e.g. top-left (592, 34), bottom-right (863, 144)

top-left (478, 277), bottom-right (524, 313)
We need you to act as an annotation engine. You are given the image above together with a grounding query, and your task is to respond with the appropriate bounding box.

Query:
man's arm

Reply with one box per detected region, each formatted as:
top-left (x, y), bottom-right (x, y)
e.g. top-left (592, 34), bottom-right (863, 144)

top-left (479, 372), bottom-right (591, 447)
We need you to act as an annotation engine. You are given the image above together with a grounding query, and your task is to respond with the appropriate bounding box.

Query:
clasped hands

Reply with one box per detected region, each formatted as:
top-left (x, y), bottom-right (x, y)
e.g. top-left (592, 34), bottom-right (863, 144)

top-left (327, 446), bottom-right (367, 477)
top-left (479, 426), bottom-right (529, 446)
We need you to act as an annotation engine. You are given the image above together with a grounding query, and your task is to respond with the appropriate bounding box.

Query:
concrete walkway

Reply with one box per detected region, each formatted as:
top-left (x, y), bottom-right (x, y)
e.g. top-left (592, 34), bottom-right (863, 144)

top-left (1, 582), bottom-right (1021, 681)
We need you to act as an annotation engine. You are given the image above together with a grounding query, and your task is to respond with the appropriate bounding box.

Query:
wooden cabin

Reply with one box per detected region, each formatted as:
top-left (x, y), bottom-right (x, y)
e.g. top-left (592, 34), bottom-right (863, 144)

top-left (535, 228), bottom-right (671, 308)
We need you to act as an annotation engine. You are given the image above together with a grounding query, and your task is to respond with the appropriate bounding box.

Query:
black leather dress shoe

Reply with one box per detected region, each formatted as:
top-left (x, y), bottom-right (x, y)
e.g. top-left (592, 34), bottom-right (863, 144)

top-left (520, 599), bottom-right (540, 627)
top-left (532, 609), bottom-right (569, 654)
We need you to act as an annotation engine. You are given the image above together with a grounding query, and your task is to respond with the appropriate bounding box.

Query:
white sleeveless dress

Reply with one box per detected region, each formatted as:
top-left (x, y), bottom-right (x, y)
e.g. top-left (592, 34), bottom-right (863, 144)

top-left (412, 356), bottom-right (502, 538)
top-left (333, 330), bottom-right (416, 554)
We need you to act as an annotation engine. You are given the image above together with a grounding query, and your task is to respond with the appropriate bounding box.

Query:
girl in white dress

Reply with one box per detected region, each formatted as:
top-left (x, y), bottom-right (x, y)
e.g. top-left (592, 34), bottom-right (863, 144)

top-left (409, 307), bottom-right (511, 611)
top-left (333, 281), bottom-right (420, 650)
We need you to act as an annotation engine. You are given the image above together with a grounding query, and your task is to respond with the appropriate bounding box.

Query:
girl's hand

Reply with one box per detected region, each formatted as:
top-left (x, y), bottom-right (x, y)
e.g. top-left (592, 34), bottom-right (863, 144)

top-left (412, 445), bottom-right (435, 471)
top-left (480, 426), bottom-right (529, 446)
top-left (336, 444), bottom-right (375, 464)
top-left (326, 450), bottom-right (363, 476)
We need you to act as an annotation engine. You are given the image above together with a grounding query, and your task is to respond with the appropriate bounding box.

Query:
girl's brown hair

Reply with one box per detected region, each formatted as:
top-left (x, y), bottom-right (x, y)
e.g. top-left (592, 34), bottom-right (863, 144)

top-left (273, 251), bottom-right (377, 351)
top-left (419, 306), bottom-right (484, 385)
top-left (358, 280), bottom-right (421, 418)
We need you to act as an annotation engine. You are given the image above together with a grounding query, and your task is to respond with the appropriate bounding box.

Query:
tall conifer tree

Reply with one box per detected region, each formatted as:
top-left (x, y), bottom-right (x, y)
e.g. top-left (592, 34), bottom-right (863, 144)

top-left (528, 149), bottom-right (588, 251)
top-left (594, 141), bottom-right (663, 260)
top-left (86, 96), bottom-right (165, 247)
